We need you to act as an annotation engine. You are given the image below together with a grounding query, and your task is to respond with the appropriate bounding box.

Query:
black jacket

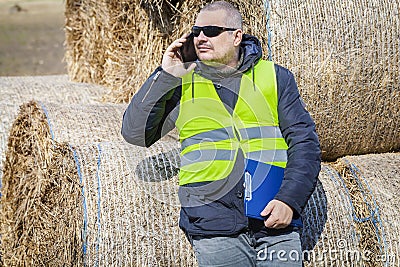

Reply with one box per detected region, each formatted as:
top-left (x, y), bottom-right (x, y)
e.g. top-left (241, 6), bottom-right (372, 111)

top-left (122, 34), bottom-right (321, 237)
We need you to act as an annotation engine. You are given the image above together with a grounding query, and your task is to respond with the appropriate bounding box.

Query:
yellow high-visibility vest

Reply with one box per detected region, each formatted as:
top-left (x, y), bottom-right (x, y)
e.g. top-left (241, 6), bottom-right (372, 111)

top-left (176, 60), bottom-right (288, 185)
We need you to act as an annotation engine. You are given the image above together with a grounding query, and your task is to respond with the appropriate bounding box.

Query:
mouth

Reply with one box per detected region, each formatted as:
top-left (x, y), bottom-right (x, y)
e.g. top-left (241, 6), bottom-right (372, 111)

top-left (197, 45), bottom-right (212, 52)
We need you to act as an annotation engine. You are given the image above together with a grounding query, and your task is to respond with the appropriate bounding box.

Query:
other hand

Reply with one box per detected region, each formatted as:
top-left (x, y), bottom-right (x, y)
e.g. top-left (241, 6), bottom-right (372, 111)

top-left (261, 199), bottom-right (293, 229)
top-left (161, 34), bottom-right (196, 77)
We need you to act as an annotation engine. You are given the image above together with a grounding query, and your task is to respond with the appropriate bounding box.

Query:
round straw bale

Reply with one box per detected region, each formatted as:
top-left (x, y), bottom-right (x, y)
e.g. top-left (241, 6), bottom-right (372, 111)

top-left (0, 75), bottom-right (107, 104)
top-left (64, 0), bottom-right (109, 84)
top-left (2, 100), bottom-right (395, 266)
top-left (1, 100), bottom-right (193, 265)
top-left (0, 101), bottom-right (83, 266)
top-left (71, 140), bottom-right (196, 266)
top-left (334, 153), bottom-right (400, 266)
top-left (301, 164), bottom-right (365, 266)
top-left (269, 1), bottom-right (400, 160)
top-left (0, 74), bottom-right (108, 170)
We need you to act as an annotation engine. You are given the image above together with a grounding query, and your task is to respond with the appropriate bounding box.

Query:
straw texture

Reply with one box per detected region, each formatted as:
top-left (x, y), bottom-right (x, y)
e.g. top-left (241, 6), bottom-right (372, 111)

top-left (71, 141), bottom-right (196, 266)
top-left (269, 0), bottom-right (400, 160)
top-left (0, 101), bottom-right (83, 266)
top-left (334, 153), bottom-right (400, 266)
top-left (0, 75), bottom-right (108, 184)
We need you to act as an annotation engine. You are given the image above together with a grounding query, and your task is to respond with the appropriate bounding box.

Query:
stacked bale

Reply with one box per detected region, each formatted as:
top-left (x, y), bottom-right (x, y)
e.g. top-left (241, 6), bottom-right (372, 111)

top-left (72, 141), bottom-right (195, 266)
top-left (0, 100), bottom-right (189, 265)
top-left (1, 102), bottom-right (83, 266)
top-left (2, 99), bottom-right (400, 265)
top-left (335, 153), bottom-right (400, 266)
top-left (64, 0), bottom-right (400, 161)
top-left (0, 100), bottom-right (125, 265)
top-left (0, 75), bottom-right (107, 182)
top-left (269, 0), bottom-right (400, 160)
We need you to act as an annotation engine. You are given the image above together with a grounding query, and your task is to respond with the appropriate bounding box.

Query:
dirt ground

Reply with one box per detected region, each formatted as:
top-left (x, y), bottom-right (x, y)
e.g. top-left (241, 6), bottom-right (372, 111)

top-left (0, 0), bottom-right (66, 76)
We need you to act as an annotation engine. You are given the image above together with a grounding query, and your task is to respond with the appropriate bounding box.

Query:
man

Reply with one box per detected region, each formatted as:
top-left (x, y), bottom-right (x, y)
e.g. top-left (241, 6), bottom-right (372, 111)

top-left (122, 1), bottom-right (321, 266)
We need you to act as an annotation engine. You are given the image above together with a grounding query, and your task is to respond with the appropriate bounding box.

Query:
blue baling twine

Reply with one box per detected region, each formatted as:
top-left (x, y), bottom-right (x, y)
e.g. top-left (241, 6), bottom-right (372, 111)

top-left (70, 145), bottom-right (88, 266)
top-left (38, 101), bottom-right (55, 141)
top-left (338, 159), bottom-right (388, 265)
top-left (263, 0), bottom-right (273, 61)
top-left (324, 165), bottom-right (361, 247)
top-left (95, 144), bottom-right (103, 267)
top-left (38, 102), bottom-right (91, 264)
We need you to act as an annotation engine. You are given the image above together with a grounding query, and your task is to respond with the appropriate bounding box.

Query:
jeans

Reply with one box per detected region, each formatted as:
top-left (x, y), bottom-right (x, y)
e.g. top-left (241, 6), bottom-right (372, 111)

top-left (188, 230), bottom-right (303, 267)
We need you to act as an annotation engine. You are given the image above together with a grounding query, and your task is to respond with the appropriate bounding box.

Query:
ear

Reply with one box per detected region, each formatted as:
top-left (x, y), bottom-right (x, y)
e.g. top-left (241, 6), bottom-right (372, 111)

top-left (233, 29), bottom-right (243, 47)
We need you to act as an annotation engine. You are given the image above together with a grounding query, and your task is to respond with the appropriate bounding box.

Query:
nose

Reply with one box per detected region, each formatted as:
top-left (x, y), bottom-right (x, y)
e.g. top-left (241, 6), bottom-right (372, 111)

top-left (196, 30), bottom-right (208, 41)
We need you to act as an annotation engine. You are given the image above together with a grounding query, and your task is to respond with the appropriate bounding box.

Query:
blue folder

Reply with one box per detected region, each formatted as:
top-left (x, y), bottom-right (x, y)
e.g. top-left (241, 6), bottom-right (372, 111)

top-left (244, 159), bottom-right (302, 227)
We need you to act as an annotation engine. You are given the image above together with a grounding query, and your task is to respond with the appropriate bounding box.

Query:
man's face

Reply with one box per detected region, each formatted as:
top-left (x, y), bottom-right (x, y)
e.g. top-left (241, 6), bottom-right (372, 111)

top-left (193, 10), bottom-right (241, 66)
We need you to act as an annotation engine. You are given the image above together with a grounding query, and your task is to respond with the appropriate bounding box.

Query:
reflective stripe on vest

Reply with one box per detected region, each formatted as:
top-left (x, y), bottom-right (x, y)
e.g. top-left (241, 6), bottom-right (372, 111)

top-left (176, 60), bottom-right (288, 185)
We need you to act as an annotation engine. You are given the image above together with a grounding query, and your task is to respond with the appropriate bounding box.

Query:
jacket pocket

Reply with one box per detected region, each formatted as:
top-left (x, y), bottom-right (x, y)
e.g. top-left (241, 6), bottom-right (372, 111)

top-left (184, 193), bottom-right (237, 234)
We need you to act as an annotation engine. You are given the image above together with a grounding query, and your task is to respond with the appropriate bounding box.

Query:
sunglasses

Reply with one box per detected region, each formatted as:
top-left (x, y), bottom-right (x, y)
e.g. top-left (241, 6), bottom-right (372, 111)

top-left (191, 25), bottom-right (237, 37)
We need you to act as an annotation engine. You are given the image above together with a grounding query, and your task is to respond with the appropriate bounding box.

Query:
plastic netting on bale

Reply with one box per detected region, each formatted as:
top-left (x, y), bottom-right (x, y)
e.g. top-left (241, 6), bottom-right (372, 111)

top-left (71, 141), bottom-right (196, 266)
top-left (301, 164), bottom-right (362, 266)
top-left (0, 75), bottom-right (106, 104)
top-left (334, 153), bottom-right (400, 266)
top-left (268, 0), bottom-right (400, 160)
top-left (0, 100), bottom-right (125, 265)
top-left (0, 75), bottom-right (108, 185)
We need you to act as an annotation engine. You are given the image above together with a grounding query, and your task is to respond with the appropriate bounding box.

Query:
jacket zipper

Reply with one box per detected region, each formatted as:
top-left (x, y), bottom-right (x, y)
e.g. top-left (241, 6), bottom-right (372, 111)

top-left (141, 70), bottom-right (161, 103)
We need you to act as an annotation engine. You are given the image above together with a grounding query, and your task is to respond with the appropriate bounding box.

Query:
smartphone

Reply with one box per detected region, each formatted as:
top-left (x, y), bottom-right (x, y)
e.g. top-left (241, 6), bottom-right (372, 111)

top-left (180, 33), bottom-right (198, 63)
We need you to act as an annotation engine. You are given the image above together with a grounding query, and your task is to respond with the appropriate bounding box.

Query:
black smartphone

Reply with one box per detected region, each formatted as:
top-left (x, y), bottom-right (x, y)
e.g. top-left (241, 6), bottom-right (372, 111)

top-left (180, 33), bottom-right (198, 63)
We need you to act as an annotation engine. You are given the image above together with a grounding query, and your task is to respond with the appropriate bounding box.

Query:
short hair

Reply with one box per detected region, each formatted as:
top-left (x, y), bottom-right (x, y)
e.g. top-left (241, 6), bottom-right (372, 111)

top-left (200, 1), bottom-right (243, 29)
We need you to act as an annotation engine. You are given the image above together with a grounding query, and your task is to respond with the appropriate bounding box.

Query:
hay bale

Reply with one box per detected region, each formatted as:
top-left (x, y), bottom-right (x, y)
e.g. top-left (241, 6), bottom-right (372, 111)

top-left (0, 75), bottom-right (107, 104)
top-left (302, 164), bottom-right (365, 266)
top-left (71, 141), bottom-right (196, 266)
top-left (0, 101), bottom-right (83, 266)
top-left (0, 75), bottom-right (108, 183)
top-left (334, 153), bottom-right (400, 266)
top-left (64, 0), bottom-right (399, 160)
top-left (2, 99), bottom-right (398, 265)
top-left (1, 101), bottom-right (187, 265)
top-left (269, 1), bottom-right (400, 160)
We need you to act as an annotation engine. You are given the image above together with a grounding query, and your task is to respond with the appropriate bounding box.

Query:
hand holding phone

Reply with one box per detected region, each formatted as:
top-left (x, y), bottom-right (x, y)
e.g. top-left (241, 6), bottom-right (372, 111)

top-left (162, 33), bottom-right (197, 77)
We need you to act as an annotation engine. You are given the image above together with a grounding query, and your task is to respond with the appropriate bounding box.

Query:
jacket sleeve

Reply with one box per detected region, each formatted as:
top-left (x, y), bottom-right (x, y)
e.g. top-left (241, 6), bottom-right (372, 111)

top-left (273, 65), bottom-right (321, 219)
top-left (121, 67), bottom-right (181, 147)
